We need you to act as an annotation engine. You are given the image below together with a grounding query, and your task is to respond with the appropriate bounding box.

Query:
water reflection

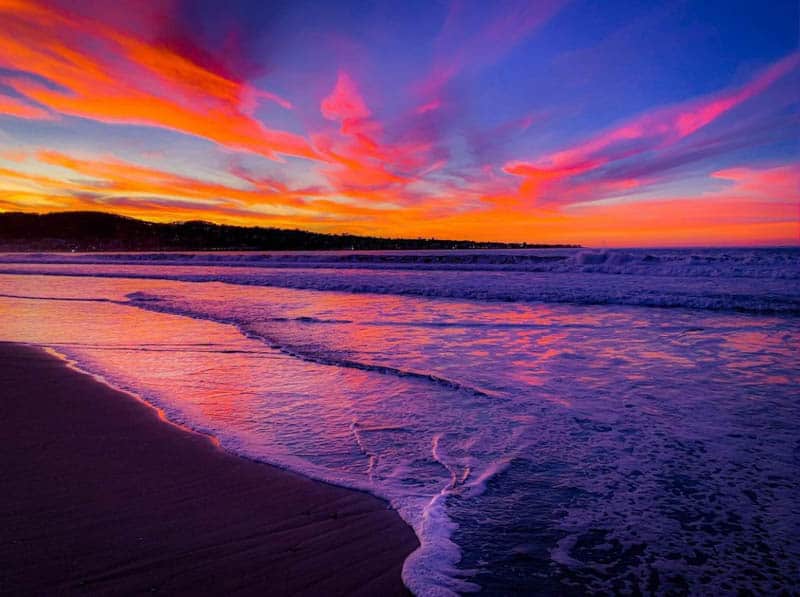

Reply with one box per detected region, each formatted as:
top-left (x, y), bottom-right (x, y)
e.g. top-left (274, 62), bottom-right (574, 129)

top-left (1, 272), bottom-right (798, 594)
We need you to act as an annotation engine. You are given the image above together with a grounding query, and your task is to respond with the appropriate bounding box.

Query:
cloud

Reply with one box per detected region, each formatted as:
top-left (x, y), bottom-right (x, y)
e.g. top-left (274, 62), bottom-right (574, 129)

top-left (712, 164), bottom-right (800, 200)
top-left (314, 72), bottom-right (434, 195)
top-left (0, 148), bottom-right (418, 228)
top-left (418, 0), bottom-right (567, 96)
top-left (34, 150), bottom-right (314, 209)
top-left (321, 72), bottom-right (371, 121)
top-left (0, 0), bottom-right (315, 160)
top-left (0, 1), bottom-right (796, 246)
top-left (504, 51), bottom-right (800, 205)
top-left (0, 92), bottom-right (53, 120)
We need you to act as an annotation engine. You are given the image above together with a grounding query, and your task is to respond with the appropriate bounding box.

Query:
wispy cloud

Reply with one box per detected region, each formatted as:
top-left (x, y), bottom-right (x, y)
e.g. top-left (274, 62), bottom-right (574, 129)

top-left (0, 0), bottom-right (796, 245)
top-left (0, 91), bottom-right (53, 120)
top-left (0, 1), bottom-right (314, 160)
top-left (504, 52), bottom-right (800, 206)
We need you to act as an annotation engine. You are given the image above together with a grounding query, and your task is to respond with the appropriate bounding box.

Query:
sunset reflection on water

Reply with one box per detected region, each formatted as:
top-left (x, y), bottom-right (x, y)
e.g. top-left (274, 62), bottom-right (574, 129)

top-left (1, 268), bottom-right (798, 594)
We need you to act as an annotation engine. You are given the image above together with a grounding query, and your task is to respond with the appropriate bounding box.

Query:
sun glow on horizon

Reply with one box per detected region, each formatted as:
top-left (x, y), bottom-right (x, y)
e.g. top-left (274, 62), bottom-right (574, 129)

top-left (0, 0), bottom-right (797, 246)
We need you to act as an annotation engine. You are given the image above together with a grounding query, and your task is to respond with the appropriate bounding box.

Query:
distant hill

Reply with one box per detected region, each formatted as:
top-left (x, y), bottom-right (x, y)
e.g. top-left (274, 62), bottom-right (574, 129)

top-left (0, 211), bottom-right (579, 251)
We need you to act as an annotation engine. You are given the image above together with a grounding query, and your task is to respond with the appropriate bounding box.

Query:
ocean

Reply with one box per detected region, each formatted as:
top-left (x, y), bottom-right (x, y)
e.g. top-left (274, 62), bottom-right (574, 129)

top-left (1, 248), bottom-right (798, 595)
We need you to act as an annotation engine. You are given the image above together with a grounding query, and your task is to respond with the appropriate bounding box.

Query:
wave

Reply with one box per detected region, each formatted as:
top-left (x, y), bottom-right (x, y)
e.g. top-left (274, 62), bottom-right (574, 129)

top-left (0, 292), bottom-right (118, 303)
top-left (2, 266), bottom-right (798, 315)
top-left (42, 344), bottom-right (456, 597)
top-left (125, 291), bottom-right (500, 400)
top-left (1, 247), bottom-right (798, 278)
top-left (268, 315), bottom-right (353, 324)
top-left (9, 262), bottom-right (799, 595)
top-left (1, 247), bottom-right (798, 315)
top-left (37, 296), bottom-right (496, 597)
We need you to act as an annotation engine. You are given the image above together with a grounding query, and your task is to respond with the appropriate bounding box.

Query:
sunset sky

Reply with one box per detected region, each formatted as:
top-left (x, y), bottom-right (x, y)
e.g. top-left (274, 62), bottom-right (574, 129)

top-left (0, 0), bottom-right (798, 246)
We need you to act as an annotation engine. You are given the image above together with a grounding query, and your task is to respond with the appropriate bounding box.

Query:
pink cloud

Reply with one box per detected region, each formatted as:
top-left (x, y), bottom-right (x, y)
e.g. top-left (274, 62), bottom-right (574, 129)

top-left (321, 72), bottom-right (370, 122)
top-left (504, 51), bottom-right (800, 205)
top-left (314, 72), bottom-right (435, 195)
top-left (712, 164), bottom-right (800, 200)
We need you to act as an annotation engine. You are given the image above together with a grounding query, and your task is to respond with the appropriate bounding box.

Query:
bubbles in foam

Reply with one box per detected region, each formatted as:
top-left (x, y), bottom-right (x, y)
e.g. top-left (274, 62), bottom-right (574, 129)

top-left (1, 250), bottom-right (798, 594)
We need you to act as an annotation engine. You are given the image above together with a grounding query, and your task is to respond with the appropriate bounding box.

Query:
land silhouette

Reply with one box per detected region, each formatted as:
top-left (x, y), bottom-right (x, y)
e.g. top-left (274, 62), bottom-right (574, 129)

top-left (0, 211), bottom-right (578, 251)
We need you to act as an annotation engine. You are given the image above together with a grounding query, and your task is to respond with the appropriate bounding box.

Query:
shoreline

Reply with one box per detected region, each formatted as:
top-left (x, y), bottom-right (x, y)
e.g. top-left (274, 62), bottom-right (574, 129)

top-left (0, 342), bottom-right (418, 595)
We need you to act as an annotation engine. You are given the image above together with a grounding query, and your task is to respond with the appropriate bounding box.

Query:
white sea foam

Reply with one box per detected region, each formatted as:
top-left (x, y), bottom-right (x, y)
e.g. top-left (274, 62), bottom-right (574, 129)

top-left (1, 248), bottom-right (798, 313)
top-left (1, 247), bottom-right (798, 278)
top-left (0, 251), bottom-right (798, 594)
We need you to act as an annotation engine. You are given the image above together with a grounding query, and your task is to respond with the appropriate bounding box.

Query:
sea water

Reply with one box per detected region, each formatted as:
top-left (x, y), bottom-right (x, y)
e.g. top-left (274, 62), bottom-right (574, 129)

top-left (1, 248), bottom-right (798, 594)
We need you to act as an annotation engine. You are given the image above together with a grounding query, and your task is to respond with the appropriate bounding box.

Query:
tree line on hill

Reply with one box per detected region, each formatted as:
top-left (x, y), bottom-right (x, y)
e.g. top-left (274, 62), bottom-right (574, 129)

top-left (0, 211), bottom-right (579, 251)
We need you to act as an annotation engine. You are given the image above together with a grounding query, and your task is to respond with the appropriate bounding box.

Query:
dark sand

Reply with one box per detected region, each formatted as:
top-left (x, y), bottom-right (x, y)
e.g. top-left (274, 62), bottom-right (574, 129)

top-left (0, 342), bottom-right (418, 595)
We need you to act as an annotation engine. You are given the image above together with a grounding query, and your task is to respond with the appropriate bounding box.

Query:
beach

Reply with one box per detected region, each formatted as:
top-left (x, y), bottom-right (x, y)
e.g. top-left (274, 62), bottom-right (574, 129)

top-left (1, 250), bottom-right (798, 593)
top-left (0, 342), bottom-right (417, 595)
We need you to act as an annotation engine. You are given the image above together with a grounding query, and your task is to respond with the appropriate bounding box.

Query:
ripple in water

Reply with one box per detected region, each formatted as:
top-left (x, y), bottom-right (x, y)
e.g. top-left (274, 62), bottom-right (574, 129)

top-left (0, 251), bottom-right (798, 594)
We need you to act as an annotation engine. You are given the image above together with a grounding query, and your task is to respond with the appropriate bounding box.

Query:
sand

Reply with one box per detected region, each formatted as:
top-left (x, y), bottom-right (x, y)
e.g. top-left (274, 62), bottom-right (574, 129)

top-left (0, 342), bottom-right (418, 595)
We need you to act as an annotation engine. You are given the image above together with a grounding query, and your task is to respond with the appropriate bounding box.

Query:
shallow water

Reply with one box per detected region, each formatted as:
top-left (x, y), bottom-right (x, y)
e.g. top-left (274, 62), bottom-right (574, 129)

top-left (1, 248), bottom-right (798, 595)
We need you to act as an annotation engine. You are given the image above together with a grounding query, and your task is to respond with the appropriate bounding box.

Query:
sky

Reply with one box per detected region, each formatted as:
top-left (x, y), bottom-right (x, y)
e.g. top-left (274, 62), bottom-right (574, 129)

top-left (0, 0), bottom-right (798, 246)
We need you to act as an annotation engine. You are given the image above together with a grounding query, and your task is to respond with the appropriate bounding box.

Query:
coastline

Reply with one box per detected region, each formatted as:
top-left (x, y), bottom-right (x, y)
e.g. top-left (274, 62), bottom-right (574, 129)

top-left (0, 342), bottom-right (418, 595)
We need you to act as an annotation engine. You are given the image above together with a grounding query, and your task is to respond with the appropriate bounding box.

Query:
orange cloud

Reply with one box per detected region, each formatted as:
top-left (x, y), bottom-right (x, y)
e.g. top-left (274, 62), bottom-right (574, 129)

top-left (0, 2), bottom-right (795, 247)
top-left (0, 0), bottom-right (315, 161)
top-left (0, 92), bottom-right (52, 120)
top-left (567, 196), bottom-right (798, 246)
top-left (0, 148), bottom-right (415, 229)
top-left (34, 150), bottom-right (315, 209)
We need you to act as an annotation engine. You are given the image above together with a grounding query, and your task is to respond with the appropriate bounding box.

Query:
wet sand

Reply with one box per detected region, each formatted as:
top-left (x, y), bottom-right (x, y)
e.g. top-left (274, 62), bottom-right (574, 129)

top-left (0, 342), bottom-right (418, 595)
